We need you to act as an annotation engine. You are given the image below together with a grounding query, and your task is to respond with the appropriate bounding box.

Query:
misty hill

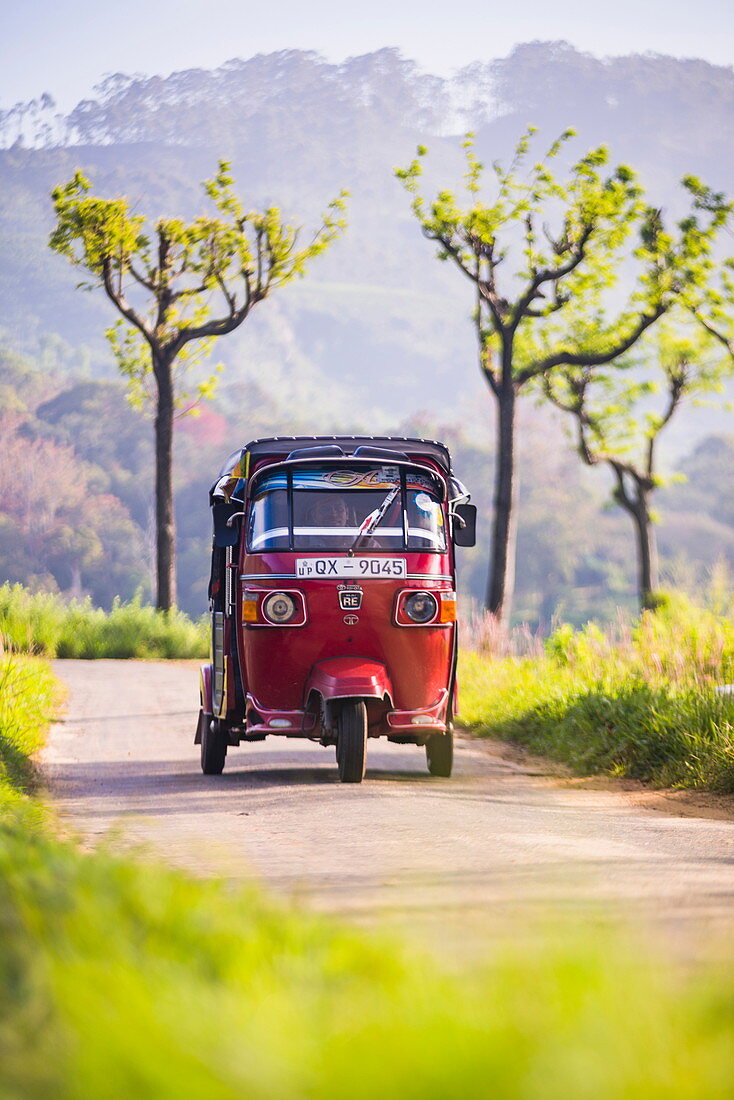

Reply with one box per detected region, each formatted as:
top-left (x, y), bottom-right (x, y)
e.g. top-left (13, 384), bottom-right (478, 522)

top-left (2, 43), bottom-right (733, 430)
top-left (474, 43), bottom-right (734, 194)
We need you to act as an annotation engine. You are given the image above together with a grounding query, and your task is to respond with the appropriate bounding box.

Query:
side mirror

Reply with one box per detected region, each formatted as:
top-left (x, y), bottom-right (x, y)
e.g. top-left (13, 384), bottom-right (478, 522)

top-left (212, 501), bottom-right (242, 547)
top-left (451, 503), bottom-right (477, 547)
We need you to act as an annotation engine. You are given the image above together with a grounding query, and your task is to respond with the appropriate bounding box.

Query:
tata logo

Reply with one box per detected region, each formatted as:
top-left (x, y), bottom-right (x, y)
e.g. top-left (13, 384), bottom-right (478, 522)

top-left (339, 590), bottom-right (363, 611)
top-left (343, 614), bottom-right (360, 626)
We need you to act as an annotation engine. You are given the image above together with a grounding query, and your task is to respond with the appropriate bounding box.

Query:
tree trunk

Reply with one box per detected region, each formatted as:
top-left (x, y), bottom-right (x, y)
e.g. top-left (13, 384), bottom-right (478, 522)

top-left (486, 384), bottom-right (517, 625)
top-left (153, 352), bottom-right (176, 611)
top-left (631, 494), bottom-right (659, 611)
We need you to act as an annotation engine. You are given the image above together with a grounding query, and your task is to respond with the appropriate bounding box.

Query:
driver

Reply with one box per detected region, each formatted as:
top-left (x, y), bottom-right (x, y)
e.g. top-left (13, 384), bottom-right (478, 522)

top-left (302, 495), bottom-right (352, 547)
top-left (309, 495), bottom-right (349, 528)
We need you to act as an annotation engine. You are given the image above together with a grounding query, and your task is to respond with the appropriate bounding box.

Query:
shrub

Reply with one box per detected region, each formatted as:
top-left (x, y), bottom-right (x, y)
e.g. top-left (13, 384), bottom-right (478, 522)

top-left (459, 600), bottom-right (734, 791)
top-left (0, 655), bottom-right (56, 792)
top-left (0, 584), bottom-right (208, 659)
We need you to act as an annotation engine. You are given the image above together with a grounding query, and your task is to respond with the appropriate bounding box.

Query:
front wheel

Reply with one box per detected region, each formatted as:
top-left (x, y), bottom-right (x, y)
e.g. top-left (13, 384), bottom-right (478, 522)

top-left (201, 717), bottom-right (228, 775)
top-left (426, 730), bottom-right (453, 777)
top-left (336, 702), bottom-right (367, 783)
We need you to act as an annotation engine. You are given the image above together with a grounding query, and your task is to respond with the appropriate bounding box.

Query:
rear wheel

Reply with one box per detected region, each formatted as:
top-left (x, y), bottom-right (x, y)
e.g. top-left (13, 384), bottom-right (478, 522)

top-left (426, 730), bottom-right (453, 777)
top-left (336, 702), bottom-right (367, 783)
top-left (201, 717), bottom-right (228, 775)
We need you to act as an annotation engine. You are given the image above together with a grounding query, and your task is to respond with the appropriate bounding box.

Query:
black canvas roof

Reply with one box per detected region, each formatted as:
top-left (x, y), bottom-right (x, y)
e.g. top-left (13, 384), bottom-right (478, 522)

top-left (243, 435), bottom-right (452, 473)
top-left (211, 436), bottom-right (454, 503)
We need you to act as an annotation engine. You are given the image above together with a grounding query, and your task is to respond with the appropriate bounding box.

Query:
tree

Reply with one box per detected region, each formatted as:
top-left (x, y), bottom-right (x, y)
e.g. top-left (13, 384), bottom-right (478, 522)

top-left (396, 130), bottom-right (728, 624)
top-left (50, 163), bottom-right (347, 609)
top-left (0, 412), bottom-right (146, 601)
top-left (543, 322), bottom-right (728, 610)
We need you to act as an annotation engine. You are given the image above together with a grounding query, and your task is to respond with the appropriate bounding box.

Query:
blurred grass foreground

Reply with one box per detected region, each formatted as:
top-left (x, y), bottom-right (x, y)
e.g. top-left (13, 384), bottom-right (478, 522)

top-left (2, 648), bottom-right (734, 1095)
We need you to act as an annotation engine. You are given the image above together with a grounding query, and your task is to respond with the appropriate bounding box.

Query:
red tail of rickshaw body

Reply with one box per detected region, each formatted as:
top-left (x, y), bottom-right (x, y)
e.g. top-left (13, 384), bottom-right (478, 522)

top-left (196, 436), bottom-right (476, 782)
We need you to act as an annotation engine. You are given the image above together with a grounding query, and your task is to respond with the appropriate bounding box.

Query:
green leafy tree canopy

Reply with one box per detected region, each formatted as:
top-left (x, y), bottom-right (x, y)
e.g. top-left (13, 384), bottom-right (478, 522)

top-left (49, 161), bottom-right (348, 411)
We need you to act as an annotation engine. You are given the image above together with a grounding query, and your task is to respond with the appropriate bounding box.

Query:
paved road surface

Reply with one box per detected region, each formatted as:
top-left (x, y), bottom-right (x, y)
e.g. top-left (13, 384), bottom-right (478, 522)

top-left (44, 660), bottom-right (734, 956)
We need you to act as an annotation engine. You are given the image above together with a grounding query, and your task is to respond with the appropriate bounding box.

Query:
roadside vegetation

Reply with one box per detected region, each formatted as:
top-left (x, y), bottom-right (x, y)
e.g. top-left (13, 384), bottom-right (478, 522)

top-left (0, 583), bottom-right (208, 659)
top-left (0, 653), bottom-right (56, 798)
top-left (460, 595), bottom-right (734, 791)
top-left (2, 655), bottom-right (734, 1097)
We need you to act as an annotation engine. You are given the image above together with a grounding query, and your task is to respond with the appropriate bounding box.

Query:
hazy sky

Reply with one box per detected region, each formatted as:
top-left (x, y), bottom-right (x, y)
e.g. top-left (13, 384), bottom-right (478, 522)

top-left (2, 0), bottom-right (733, 110)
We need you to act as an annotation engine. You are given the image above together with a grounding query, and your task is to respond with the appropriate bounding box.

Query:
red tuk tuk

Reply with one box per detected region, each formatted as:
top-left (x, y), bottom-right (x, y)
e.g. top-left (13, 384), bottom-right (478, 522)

top-left (195, 436), bottom-right (476, 782)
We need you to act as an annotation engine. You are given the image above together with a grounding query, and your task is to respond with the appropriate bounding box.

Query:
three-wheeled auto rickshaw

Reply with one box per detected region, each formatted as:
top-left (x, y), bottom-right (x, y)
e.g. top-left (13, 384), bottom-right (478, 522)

top-left (195, 436), bottom-right (476, 782)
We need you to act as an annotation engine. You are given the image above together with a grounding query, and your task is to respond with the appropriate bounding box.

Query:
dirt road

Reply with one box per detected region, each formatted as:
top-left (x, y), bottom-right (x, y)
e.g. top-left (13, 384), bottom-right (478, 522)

top-left (44, 659), bottom-right (734, 954)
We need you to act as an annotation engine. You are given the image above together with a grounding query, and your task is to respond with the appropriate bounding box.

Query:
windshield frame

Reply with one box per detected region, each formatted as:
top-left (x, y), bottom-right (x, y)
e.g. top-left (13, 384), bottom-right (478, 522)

top-left (246, 459), bottom-right (447, 554)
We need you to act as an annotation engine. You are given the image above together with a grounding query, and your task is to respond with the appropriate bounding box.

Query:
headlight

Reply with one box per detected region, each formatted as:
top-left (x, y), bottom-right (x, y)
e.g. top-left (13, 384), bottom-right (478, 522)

top-left (263, 592), bottom-right (297, 624)
top-left (404, 591), bottom-right (438, 624)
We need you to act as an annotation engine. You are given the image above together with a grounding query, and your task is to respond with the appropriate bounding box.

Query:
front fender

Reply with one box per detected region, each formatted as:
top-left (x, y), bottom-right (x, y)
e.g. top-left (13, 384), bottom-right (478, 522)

top-left (305, 657), bottom-right (393, 705)
top-left (200, 663), bottom-right (213, 714)
top-left (195, 664), bottom-right (214, 745)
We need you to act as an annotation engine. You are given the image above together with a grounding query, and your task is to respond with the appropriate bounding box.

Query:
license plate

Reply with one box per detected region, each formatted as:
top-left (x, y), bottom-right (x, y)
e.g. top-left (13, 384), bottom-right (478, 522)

top-left (295, 557), bottom-right (406, 578)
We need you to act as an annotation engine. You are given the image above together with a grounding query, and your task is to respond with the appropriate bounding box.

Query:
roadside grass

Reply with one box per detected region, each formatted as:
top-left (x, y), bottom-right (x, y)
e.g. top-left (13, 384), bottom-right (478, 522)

top-left (0, 583), bottom-right (208, 659)
top-left (0, 654), bottom-right (56, 795)
top-left (459, 595), bottom-right (734, 791)
top-left (2, 652), bottom-right (734, 1096)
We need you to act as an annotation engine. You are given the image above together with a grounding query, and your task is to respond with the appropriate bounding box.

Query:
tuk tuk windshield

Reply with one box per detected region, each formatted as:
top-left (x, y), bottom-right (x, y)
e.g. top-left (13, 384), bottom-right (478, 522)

top-left (246, 464), bottom-right (446, 552)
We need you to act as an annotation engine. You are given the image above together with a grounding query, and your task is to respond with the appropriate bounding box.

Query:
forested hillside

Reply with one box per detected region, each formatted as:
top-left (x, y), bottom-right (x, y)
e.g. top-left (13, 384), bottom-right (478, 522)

top-left (3, 44), bottom-right (733, 415)
top-left (1, 43), bottom-right (733, 619)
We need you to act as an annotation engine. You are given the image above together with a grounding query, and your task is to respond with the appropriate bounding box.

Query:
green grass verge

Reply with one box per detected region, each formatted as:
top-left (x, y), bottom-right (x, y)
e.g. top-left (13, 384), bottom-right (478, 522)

top-left (459, 597), bottom-right (734, 791)
top-left (0, 653), bottom-right (56, 796)
top-left (0, 583), bottom-right (208, 658)
top-left (2, 635), bottom-right (734, 1096)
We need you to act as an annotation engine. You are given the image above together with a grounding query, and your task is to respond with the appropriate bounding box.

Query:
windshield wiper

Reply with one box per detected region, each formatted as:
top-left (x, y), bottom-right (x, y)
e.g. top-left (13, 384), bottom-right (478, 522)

top-left (347, 486), bottom-right (400, 555)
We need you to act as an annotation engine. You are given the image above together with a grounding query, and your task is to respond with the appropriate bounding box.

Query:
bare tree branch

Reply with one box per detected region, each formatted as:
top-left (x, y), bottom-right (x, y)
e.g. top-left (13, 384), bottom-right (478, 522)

top-left (510, 223), bottom-right (595, 331)
top-left (101, 257), bottom-right (153, 345)
top-left (610, 460), bottom-right (636, 513)
top-left (646, 363), bottom-right (686, 479)
top-left (214, 269), bottom-right (237, 317)
top-left (689, 307), bottom-right (734, 358)
top-left (128, 262), bottom-right (156, 292)
top-left (517, 301), bottom-right (666, 385)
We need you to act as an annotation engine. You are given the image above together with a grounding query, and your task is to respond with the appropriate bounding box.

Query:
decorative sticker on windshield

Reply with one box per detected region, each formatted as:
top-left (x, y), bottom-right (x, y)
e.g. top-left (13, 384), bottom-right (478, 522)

top-left (320, 469), bottom-right (399, 489)
top-left (255, 466), bottom-right (442, 496)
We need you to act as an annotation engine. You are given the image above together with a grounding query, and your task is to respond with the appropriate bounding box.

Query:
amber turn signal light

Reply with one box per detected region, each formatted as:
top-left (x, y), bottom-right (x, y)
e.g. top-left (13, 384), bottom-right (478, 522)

top-left (242, 594), bottom-right (259, 622)
top-left (438, 591), bottom-right (457, 623)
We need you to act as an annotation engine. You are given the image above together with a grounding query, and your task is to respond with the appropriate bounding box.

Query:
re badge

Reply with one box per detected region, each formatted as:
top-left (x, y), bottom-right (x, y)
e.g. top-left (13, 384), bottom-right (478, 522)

top-left (338, 585), bottom-right (363, 611)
